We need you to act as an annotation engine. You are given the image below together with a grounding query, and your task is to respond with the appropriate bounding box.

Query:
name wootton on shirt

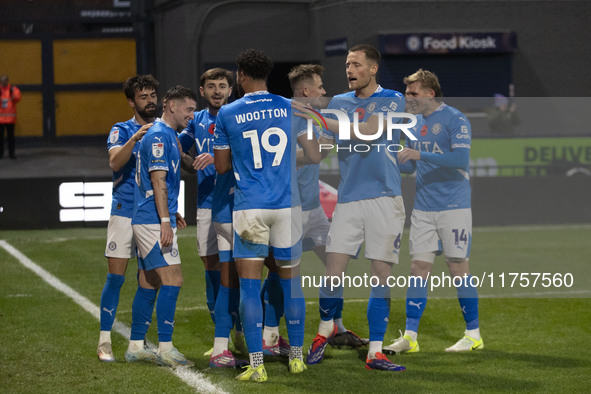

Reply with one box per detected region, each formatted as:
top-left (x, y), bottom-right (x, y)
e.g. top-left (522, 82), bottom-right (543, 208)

top-left (235, 108), bottom-right (288, 124)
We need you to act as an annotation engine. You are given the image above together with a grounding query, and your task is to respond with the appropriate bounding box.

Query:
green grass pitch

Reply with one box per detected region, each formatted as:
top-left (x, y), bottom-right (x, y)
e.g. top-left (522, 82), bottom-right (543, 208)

top-left (1, 225), bottom-right (590, 393)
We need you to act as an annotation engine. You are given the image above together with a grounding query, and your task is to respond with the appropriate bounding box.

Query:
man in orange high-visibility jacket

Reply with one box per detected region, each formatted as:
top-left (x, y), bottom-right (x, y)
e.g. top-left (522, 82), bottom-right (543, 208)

top-left (0, 74), bottom-right (22, 159)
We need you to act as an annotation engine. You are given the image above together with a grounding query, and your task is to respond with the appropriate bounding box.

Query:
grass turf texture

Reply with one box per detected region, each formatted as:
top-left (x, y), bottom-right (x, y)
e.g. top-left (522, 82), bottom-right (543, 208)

top-left (1, 225), bottom-right (590, 393)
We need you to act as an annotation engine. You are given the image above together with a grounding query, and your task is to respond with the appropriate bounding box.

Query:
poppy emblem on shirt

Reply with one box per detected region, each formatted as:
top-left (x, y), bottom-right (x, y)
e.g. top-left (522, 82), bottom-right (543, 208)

top-left (208, 123), bottom-right (215, 135)
top-left (355, 107), bottom-right (365, 120)
top-left (420, 125), bottom-right (428, 136)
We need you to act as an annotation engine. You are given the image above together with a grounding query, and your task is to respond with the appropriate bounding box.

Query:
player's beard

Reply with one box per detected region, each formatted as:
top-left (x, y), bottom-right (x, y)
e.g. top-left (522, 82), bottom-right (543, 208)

top-left (137, 104), bottom-right (158, 121)
top-left (207, 97), bottom-right (226, 110)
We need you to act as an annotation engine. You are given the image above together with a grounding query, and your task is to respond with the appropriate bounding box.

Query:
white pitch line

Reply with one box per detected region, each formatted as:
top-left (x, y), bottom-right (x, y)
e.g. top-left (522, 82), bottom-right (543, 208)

top-left (39, 235), bottom-right (106, 243)
top-left (0, 240), bottom-right (225, 394)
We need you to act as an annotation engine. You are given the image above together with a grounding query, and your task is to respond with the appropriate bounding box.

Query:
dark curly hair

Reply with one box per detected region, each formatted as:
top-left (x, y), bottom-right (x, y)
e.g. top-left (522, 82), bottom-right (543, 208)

top-left (236, 49), bottom-right (274, 80)
top-left (123, 74), bottom-right (159, 100)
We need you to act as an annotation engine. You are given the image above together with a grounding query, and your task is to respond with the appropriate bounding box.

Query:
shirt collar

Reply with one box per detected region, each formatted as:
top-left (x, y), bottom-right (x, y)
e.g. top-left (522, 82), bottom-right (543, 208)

top-left (244, 90), bottom-right (269, 97)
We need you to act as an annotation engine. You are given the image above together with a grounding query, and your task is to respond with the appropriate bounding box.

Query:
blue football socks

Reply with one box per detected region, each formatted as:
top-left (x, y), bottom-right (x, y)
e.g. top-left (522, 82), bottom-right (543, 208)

top-left (457, 275), bottom-right (479, 329)
top-left (281, 276), bottom-right (306, 347)
top-left (205, 269), bottom-right (221, 323)
top-left (239, 278), bottom-right (263, 353)
top-left (156, 285), bottom-right (181, 343)
top-left (367, 285), bottom-right (391, 342)
top-left (130, 286), bottom-right (157, 341)
top-left (100, 273), bottom-right (125, 332)
top-left (405, 277), bottom-right (429, 332)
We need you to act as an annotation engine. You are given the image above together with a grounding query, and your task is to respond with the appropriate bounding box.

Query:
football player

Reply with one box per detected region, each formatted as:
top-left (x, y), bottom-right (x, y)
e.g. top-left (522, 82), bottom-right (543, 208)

top-left (128, 85), bottom-right (196, 367)
top-left (304, 45), bottom-right (406, 372)
top-left (214, 49), bottom-right (320, 382)
top-left (98, 75), bottom-right (158, 362)
top-left (383, 69), bottom-right (482, 354)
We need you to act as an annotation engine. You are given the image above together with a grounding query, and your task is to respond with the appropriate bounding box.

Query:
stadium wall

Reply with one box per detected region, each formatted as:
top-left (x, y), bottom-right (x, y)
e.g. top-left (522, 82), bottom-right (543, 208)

top-left (152, 0), bottom-right (591, 97)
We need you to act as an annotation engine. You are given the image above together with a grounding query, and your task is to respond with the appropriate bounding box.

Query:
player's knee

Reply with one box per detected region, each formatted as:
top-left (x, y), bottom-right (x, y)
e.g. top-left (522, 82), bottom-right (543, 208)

top-left (410, 258), bottom-right (434, 278)
top-left (108, 257), bottom-right (129, 276)
top-left (139, 269), bottom-right (161, 289)
top-left (227, 275), bottom-right (240, 288)
top-left (202, 254), bottom-right (221, 271)
top-left (446, 258), bottom-right (469, 277)
top-left (369, 260), bottom-right (393, 285)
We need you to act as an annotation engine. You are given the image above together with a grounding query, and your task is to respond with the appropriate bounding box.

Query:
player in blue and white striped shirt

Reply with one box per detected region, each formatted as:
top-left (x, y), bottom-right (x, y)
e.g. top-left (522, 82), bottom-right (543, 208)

top-left (383, 69), bottom-right (482, 355)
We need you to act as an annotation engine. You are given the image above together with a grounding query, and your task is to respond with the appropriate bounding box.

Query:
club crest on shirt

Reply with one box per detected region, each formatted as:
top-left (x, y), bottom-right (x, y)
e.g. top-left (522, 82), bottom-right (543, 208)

top-left (432, 123), bottom-right (442, 135)
top-left (110, 129), bottom-right (119, 144)
top-left (152, 142), bottom-right (164, 158)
